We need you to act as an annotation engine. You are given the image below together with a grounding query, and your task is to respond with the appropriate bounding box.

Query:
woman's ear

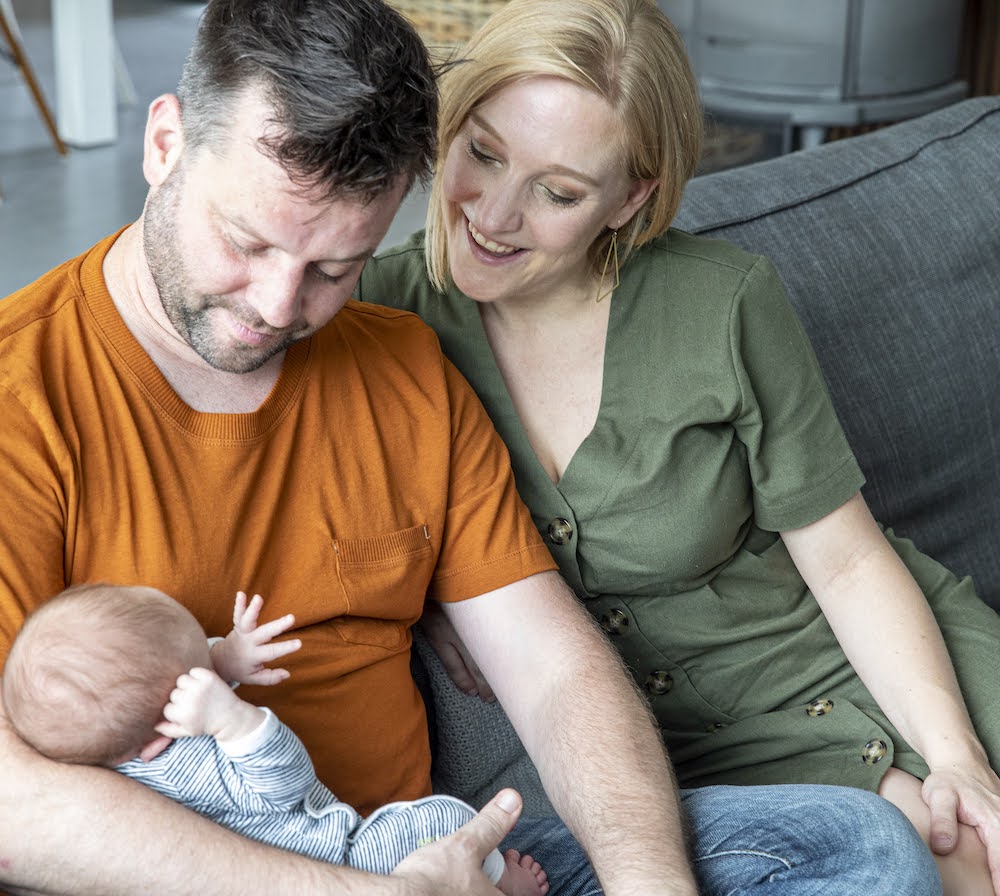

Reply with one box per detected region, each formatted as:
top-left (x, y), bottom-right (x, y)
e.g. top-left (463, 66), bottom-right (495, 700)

top-left (611, 178), bottom-right (659, 230)
top-left (142, 94), bottom-right (185, 188)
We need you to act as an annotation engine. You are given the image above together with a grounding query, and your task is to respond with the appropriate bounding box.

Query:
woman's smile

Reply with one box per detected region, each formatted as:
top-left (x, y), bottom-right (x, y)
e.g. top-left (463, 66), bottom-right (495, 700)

top-left (467, 219), bottom-right (522, 258)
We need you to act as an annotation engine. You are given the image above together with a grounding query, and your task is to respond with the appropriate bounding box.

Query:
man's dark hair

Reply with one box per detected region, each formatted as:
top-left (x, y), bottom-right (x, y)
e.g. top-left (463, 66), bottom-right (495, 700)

top-left (176, 0), bottom-right (437, 199)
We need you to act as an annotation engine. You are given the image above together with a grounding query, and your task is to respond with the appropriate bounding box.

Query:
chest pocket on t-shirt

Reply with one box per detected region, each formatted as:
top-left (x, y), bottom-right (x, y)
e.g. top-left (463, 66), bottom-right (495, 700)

top-left (329, 524), bottom-right (435, 649)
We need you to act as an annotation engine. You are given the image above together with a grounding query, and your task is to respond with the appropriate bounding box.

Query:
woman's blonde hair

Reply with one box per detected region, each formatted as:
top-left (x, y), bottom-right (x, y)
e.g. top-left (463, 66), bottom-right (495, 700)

top-left (425, 0), bottom-right (703, 290)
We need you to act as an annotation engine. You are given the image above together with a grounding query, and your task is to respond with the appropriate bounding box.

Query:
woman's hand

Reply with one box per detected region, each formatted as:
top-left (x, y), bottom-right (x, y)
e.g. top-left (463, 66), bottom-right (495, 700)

top-left (421, 601), bottom-right (495, 701)
top-left (923, 761), bottom-right (1000, 890)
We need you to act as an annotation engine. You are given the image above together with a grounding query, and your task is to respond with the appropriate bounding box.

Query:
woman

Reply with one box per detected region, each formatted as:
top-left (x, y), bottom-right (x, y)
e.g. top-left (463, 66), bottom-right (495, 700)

top-left (359, 0), bottom-right (1000, 892)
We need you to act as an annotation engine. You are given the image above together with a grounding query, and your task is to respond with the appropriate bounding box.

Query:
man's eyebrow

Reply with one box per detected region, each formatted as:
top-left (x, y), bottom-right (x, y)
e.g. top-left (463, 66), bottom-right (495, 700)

top-left (222, 211), bottom-right (377, 264)
top-left (334, 247), bottom-right (379, 264)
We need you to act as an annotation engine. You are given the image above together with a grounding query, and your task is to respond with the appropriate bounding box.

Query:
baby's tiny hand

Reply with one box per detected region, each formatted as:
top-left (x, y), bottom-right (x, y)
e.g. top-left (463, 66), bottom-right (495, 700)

top-left (211, 591), bottom-right (302, 686)
top-left (156, 667), bottom-right (238, 739)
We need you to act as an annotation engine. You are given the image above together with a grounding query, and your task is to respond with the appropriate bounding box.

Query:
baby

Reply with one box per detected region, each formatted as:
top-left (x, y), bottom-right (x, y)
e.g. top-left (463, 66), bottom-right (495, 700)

top-left (2, 583), bottom-right (547, 895)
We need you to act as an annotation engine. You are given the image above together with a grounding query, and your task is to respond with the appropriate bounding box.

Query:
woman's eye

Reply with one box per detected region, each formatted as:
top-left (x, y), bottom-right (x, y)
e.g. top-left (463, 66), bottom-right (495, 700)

top-left (467, 138), bottom-right (499, 165)
top-left (543, 188), bottom-right (579, 207)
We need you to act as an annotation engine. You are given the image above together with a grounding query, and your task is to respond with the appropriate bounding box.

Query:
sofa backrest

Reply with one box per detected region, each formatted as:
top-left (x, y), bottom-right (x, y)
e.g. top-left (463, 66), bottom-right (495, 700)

top-left (674, 97), bottom-right (1000, 611)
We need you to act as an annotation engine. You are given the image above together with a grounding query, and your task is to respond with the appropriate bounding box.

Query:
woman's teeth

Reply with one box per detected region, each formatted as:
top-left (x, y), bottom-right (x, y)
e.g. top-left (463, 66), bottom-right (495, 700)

top-left (468, 221), bottom-right (518, 255)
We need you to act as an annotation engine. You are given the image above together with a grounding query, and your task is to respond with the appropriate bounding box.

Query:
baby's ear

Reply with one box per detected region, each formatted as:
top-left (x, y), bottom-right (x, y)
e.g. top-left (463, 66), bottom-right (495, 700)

top-left (139, 733), bottom-right (174, 763)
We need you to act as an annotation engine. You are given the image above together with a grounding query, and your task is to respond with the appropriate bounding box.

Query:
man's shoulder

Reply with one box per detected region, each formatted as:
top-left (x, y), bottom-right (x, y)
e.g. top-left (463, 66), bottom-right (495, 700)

top-left (332, 298), bottom-right (439, 343)
top-left (0, 257), bottom-right (83, 341)
top-left (0, 234), bottom-right (118, 343)
top-left (338, 297), bottom-right (426, 326)
top-left (319, 299), bottom-right (448, 373)
top-left (0, 255), bottom-right (95, 404)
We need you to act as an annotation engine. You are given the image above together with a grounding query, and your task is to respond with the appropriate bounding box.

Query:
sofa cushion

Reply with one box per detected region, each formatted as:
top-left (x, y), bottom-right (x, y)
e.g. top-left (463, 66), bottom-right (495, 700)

top-left (675, 97), bottom-right (1000, 611)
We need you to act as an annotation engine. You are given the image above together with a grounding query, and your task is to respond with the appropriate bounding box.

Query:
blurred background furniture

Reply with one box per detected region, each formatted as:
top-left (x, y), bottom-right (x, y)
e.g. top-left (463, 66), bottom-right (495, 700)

top-left (0, 0), bottom-right (65, 154)
top-left (1, 0), bottom-right (135, 149)
top-left (388, 0), bottom-right (505, 63)
top-left (49, 0), bottom-right (124, 146)
top-left (658, 0), bottom-right (968, 150)
top-left (961, 0), bottom-right (1000, 94)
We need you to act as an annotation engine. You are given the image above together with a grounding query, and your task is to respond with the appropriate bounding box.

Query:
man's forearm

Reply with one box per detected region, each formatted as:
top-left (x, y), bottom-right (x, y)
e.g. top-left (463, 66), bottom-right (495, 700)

top-left (523, 628), bottom-right (697, 896)
top-left (0, 716), bottom-right (390, 896)
top-left (448, 573), bottom-right (699, 896)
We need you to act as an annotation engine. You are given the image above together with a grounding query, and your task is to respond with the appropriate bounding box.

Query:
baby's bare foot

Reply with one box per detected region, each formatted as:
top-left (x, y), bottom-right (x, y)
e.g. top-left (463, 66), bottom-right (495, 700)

top-left (497, 848), bottom-right (549, 896)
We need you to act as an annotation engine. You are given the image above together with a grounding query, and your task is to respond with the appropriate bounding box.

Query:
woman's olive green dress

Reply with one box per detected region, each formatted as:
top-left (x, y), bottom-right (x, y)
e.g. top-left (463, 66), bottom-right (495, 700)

top-left (359, 228), bottom-right (1000, 792)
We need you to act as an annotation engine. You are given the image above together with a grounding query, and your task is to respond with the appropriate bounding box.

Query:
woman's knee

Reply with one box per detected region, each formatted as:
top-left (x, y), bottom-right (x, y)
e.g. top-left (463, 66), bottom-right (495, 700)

top-left (683, 784), bottom-right (942, 895)
top-left (846, 788), bottom-right (942, 891)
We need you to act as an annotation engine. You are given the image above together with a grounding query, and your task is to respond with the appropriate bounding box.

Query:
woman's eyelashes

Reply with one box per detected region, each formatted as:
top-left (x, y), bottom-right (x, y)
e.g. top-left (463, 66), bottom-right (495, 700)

top-left (466, 138), bottom-right (582, 208)
top-left (467, 137), bottom-right (499, 166)
top-left (539, 186), bottom-right (580, 207)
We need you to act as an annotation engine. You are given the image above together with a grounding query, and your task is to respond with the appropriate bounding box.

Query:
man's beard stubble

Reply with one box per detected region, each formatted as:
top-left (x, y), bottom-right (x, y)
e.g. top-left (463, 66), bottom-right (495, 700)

top-left (141, 164), bottom-right (299, 375)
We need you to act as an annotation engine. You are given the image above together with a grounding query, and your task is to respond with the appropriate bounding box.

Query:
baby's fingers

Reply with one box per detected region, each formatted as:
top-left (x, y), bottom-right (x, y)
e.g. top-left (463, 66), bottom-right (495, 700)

top-left (233, 591), bottom-right (264, 631)
top-left (251, 613), bottom-right (297, 643)
top-left (260, 635), bottom-right (301, 661)
top-left (240, 667), bottom-right (293, 687)
top-left (155, 720), bottom-right (191, 740)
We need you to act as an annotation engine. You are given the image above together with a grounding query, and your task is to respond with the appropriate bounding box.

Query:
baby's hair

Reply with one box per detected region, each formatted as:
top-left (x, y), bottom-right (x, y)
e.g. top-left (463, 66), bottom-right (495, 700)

top-left (2, 583), bottom-right (207, 766)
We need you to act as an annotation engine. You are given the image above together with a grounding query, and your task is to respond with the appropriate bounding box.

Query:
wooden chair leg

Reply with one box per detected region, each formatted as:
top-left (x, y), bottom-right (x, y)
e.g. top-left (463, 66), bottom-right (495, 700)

top-left (0, 8), bottom-right (68, 155)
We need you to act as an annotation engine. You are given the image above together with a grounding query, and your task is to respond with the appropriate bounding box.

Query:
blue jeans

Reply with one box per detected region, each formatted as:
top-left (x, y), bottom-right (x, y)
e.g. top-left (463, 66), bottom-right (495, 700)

top-left (501, 783), bottom-right (942, 895)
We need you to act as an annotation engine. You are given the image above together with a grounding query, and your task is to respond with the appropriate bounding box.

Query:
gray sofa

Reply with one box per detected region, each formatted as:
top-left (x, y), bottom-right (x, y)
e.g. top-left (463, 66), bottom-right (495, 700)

top-left (413, 95), bottom-right (1000, 817)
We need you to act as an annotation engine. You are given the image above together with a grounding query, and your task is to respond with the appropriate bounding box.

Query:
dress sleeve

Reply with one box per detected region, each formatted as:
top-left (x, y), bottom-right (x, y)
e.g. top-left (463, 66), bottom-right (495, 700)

top-left (728, 256), bottom-right (865, 532)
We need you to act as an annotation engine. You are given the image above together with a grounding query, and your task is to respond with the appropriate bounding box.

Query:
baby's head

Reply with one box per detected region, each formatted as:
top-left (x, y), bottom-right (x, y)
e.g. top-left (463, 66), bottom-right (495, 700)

top-left (2, 583), bottom-right (210, 766)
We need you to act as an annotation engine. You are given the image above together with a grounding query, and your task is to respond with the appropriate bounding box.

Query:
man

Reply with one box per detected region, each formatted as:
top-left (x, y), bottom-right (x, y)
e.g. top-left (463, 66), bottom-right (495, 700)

top-left (0, 2), bottom-right (940, 894)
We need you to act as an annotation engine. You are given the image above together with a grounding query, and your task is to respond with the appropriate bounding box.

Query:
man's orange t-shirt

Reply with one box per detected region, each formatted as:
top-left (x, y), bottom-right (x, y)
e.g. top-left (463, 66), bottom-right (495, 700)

top-left (0, 232), bottom-right (556, 815)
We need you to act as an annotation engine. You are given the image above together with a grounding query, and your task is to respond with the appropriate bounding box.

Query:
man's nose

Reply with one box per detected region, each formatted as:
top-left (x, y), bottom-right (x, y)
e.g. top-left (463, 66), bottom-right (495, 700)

top-left (246, 258), bottom-right (304, 329)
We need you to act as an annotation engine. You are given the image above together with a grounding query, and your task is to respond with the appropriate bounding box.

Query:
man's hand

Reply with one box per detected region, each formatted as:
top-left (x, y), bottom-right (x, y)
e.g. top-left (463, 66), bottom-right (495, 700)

top-left (210, 591), bottom-right (302, 686)
top-left (156, 667), bottom-right (266, 744)
top-left (391, 789), bottom-right (522, 894)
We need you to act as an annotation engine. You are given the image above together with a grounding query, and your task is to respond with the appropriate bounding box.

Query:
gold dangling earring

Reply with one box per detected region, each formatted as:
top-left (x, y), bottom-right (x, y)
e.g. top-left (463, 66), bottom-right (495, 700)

top-left (595, 227), bottom-right (620, 303)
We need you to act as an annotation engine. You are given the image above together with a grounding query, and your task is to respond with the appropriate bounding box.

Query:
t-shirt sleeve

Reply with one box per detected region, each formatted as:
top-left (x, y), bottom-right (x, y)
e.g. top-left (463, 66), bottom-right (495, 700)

top-left (729, 256), bottom-right (865, 531)
top-left (429, 358), bottom-right (557, 602)
top-left (0, 382), bottom-right (68, 658)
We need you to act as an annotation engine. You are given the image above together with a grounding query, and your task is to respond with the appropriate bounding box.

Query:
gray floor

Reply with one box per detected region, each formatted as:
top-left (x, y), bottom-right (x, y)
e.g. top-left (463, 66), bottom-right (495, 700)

top-left (0, 0), bottom-right (428, 297)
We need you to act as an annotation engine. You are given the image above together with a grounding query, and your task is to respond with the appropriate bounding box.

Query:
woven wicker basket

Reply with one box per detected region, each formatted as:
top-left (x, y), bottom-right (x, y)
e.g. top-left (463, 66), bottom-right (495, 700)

top-left (390, 0), bottom-right (508, 62)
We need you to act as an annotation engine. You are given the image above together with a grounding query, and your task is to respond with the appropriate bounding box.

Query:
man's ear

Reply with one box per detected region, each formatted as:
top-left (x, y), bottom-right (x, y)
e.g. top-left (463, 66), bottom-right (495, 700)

top-left (142, 94), bottom-right (185, 188)
top-left (610, 178), bottom-right (659, 231)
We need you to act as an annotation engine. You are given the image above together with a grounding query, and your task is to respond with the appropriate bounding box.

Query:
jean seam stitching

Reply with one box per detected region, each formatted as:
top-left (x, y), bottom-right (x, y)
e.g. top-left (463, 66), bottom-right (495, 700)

top-left (694, 848), bottom-right (794, 871)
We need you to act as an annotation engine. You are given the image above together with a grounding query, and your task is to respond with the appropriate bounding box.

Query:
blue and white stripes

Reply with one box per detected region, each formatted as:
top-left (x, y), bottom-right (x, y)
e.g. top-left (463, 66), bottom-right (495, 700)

top-left (119, 709), bottom-right (501, 881)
